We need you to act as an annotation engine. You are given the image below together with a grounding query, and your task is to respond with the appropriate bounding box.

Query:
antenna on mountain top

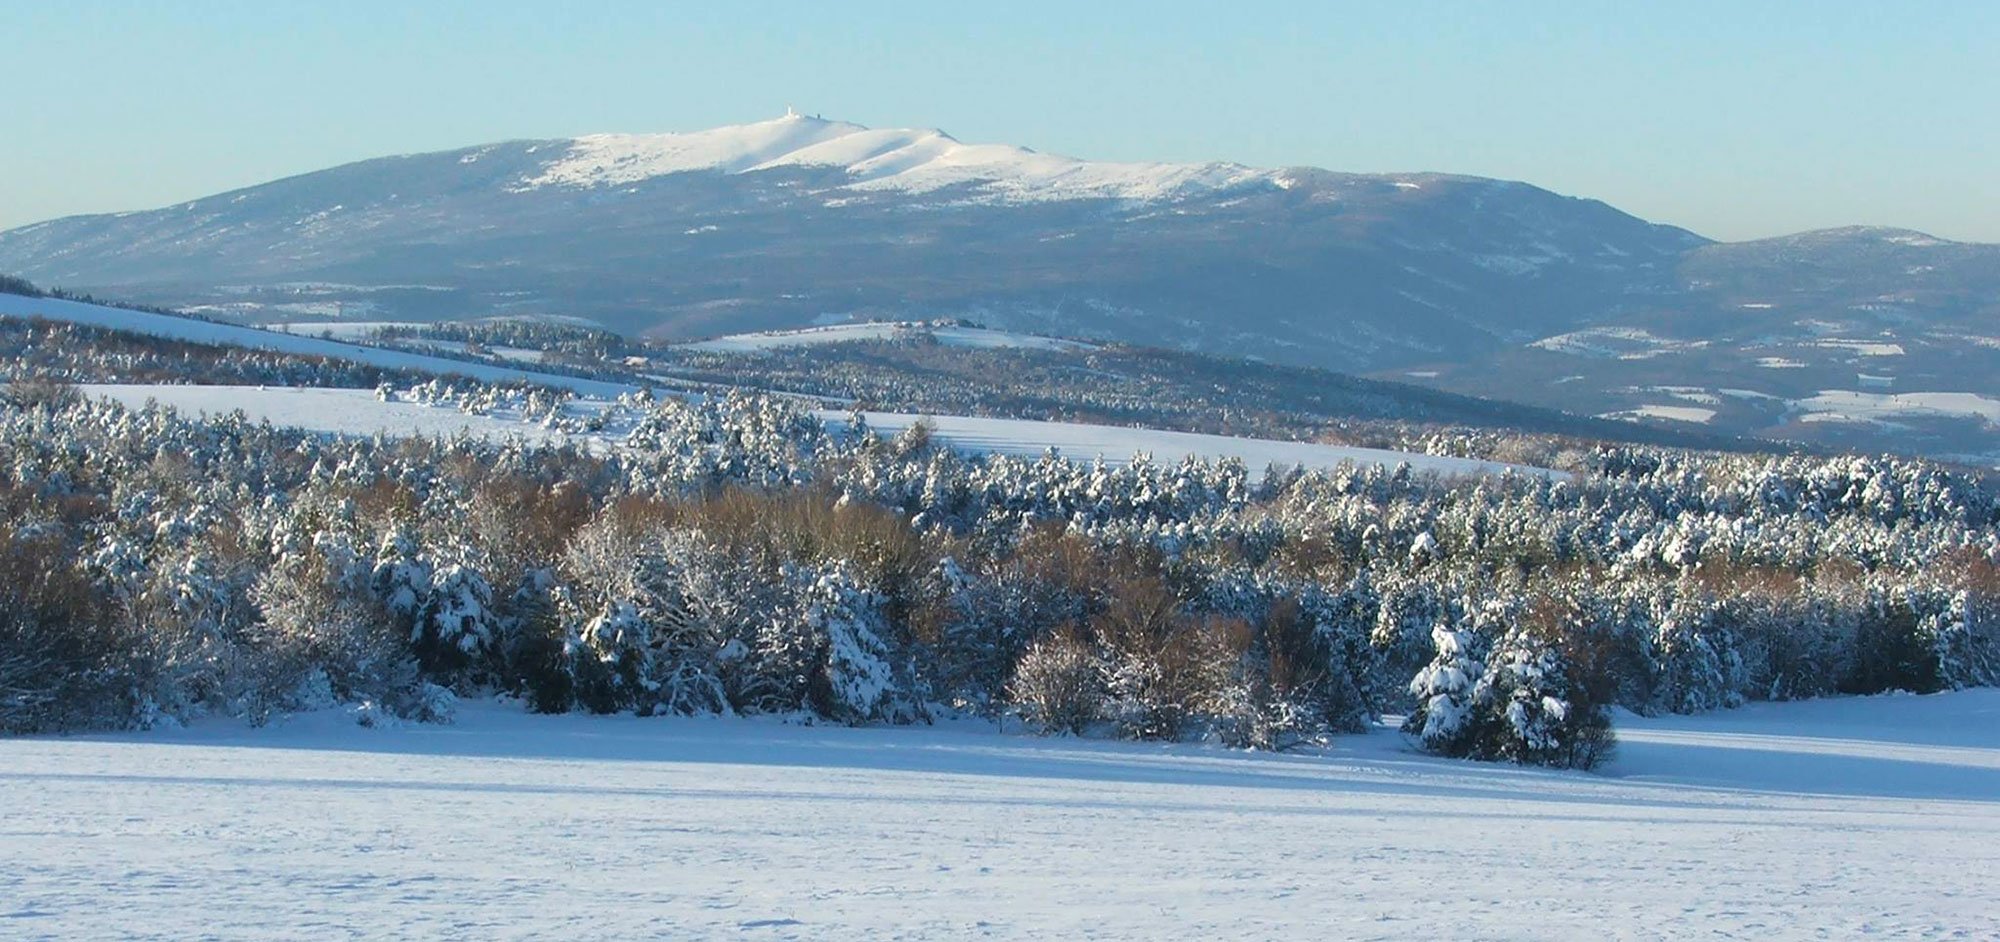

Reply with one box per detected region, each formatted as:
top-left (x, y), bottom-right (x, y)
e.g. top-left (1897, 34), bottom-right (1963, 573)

top-left (785, 105), bottom-right (799, 119)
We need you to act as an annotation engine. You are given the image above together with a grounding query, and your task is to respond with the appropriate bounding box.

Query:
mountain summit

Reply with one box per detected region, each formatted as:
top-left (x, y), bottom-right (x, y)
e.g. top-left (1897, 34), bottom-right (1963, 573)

top-left (512, 112), bottom-right (1273, 203)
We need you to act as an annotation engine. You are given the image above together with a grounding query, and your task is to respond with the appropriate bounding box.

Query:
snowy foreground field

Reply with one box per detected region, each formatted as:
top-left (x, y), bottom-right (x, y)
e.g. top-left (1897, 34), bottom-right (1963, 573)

top-left (4, 693), bottom-right (1995, 940)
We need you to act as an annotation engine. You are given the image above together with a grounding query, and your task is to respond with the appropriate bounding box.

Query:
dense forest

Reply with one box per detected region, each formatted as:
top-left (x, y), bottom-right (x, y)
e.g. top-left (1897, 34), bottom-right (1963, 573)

top-left (3, 378), bottom-right (1994, 768)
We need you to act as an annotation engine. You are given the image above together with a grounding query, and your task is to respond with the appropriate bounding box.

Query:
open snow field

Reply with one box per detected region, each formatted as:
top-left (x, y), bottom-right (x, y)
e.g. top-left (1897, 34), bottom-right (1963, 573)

top-left (78, 384), bottom-right (1551, 481)
top-left (682, 322), bottom-right (1096, 354)
top-left (81, 385), bottom-right (574, 444)
top-left (3, 691), bottom-right (1994, 940)
top-left (0, 294), bottom-right (634, 397)
top-left (829, 411), bottom-right (1559, 480)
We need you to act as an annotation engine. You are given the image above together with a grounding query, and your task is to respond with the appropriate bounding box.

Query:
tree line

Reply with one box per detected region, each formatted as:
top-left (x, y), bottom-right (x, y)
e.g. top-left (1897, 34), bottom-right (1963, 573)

top-left (1, 386), bottom-right (1995, 770)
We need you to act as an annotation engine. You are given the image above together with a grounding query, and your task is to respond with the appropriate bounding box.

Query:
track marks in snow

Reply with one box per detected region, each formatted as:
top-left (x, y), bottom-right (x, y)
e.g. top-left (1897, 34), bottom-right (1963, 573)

top-left (2, 692), bottom-right (1997, 940)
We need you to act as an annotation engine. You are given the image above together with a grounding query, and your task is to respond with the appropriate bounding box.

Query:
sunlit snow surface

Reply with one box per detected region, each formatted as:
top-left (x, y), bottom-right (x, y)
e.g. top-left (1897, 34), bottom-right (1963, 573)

top-left (680, 322), bottom-right (1098, 354)
top-left (822, 411), bottom-right (1554, 480)
top-left (515, 113), bottom-right (1282, 204)
top-left (1596, 404), bottom-right (1719, 424)
top-left (78, 385), bottom-right (1555, 481)
top-left (83, 384), bottom-right (575, 444)
top-left (1795, 390), bottom-right (2000, 426)
top-left (0, 294), bottom-right (632, 397)
top-left (2, 691), bottom-right (1995, 940)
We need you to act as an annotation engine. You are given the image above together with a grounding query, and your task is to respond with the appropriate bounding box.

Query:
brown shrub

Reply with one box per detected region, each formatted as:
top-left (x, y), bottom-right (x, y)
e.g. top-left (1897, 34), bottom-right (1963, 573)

top-left (1008, 625), bottom-right (1101, 735)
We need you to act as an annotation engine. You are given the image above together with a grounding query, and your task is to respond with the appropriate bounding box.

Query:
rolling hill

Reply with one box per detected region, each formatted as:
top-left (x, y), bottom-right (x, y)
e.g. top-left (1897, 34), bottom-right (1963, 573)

top-left (4, 114), bottom-right (1995, 463)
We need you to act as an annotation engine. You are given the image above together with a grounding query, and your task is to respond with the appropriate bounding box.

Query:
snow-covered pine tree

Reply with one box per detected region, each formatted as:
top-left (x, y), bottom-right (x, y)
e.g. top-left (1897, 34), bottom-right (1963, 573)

top-left (1404, 623), bottom-right (1486, 756)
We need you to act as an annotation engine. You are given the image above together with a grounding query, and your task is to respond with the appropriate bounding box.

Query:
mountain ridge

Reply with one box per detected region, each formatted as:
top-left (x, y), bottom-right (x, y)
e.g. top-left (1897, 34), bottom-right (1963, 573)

top-left (0, 115), bottom-right (1705, 363)
top-left (2, 114), bottom-right (1994, 465)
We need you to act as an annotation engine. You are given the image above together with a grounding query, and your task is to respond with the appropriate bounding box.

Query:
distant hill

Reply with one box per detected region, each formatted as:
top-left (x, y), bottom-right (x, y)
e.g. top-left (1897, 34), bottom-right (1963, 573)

top-left (3, 114), bottom-right (1994, 464)
top-left (0, 113), bottom-right (1702, 371)
top-left (1407, 226), bottom-right (2000, 466)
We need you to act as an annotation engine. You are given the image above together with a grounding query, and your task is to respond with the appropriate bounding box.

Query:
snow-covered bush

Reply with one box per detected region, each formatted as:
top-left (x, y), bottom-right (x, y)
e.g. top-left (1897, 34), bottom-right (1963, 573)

top-left (1008, 628), bottom-right (1101, 735)
top-left (1405, 606), bottom-right (1616, 770)
top-left (1472, 627), bottom-right (1615, 769)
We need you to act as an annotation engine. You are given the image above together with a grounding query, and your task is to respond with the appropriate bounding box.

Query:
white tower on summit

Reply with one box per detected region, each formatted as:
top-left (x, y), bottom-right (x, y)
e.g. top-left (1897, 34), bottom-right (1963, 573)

top-left (785, 105), bottom-right (799, 119)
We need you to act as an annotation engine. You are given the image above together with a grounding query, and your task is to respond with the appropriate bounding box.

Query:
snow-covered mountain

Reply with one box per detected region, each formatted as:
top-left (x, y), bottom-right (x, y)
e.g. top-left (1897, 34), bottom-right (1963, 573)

top-left (4, 113), bottom-right (1996, 463)
top-left (515, 112), bottom-right (1277, 202)
top-left (0, 113), bottom-right (1704, 373)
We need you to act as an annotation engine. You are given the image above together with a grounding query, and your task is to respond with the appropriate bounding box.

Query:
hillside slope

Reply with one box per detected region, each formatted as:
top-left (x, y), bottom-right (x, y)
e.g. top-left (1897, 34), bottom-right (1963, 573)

top-left (0, 114), bottom-right (1702, 373)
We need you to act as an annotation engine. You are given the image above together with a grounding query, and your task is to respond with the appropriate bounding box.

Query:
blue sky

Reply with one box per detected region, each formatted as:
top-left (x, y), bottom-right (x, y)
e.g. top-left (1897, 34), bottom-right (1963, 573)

top-left (7, 1), bottom-right (1996, 241)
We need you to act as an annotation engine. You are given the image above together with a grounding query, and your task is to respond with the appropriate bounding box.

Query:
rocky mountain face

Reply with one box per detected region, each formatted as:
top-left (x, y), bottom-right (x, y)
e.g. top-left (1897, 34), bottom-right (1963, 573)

top-left (3, 115), bottom-right (1994, 463)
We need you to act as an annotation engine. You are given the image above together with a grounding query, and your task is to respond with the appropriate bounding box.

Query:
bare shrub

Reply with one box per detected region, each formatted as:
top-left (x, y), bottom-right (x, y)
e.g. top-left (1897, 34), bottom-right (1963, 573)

top-left (1008, 626), bottom-right (1101, 735)
top-left (2, 374), bottom-right (82, 410)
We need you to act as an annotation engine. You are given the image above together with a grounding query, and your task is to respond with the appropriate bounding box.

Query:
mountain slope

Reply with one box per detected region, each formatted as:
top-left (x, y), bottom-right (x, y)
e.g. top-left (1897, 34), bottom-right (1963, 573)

top-left (0, 114), bottom-right (1703, 374)
top-left (1405, 226), bottom-right (2000, 465)
top-left (6, 114), bottom-right (1995, 464)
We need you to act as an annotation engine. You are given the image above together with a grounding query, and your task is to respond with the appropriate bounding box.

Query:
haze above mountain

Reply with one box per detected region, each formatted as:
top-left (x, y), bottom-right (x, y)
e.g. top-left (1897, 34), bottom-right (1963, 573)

top-left (3, 113), bottom-right (1995, 464)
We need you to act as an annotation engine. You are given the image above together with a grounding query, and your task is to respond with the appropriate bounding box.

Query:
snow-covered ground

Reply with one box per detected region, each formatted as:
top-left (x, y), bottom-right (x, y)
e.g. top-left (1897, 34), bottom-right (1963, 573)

top-left (1599, 404), bottom-right (1718, 425)
top-left (516, 112), bottom-right (1280, 204)
top-left (83, 384), bottom-right (574, 444)
top-left (681, 322), bottom-right (1095, 354)
top-left (3, 690), bottom-right (1994, 940)
top-left (22, 294), bottom-right (1551, 480)
top-left (1528, 326), bottom-right (1704, 359)
top-left (1811, 339), bottom-right (1906, 357)
top-left (0, 293), bottom-right (633, 397)
top-left (78, 384), bottom-right (1553, 481)
top-left (827, 411), bottom-right (1560, 480)
top-left (1794, 389), bottom-right (2000, 426)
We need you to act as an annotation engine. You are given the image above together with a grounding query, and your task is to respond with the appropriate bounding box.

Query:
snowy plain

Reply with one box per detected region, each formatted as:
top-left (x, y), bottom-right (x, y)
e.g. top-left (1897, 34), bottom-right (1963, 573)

top-left (1794, 389), bottom-right (2000, 427)
top-left (0, 293), bottom-right (633, 397)
top-left (821, 410), bottom-right (1559, 481)
top-left (77, 384), bottom-right (1556, 482)
top-left (1597, 404), bottom-right (1719, 425)
top-left (82, 384), bottom-right (575, 445)
top-left (679, 322), bottom-right (1097, 354)
top-left (2, 690), bottom-right (1994, 940)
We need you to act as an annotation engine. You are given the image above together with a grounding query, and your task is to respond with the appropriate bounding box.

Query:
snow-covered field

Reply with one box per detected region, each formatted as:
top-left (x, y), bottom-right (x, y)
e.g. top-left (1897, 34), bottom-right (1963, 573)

top-left (1528, 326), bottom-right (1704, 360)
top-left (826, 411), bottom-right (1558, 480)
top-left (16, 292), bottom-right (1547, 479)
top-left (270, 321), bottom-right (550, 363)
top-left (682, 322), bottom-right (1095, 354)
top-left (82, 384), bottom-right (574, 444)
top-left (1599, 404), bottom-right (1718, 425)
top-left (78, 384), bottom-right (1552, 481)
top-left (1811, 339), bottom-right (1906, 357)
top-left (1794, 389), bottom-right (2000, 427)
top-left (3, 691), bottom-right (1994, 940)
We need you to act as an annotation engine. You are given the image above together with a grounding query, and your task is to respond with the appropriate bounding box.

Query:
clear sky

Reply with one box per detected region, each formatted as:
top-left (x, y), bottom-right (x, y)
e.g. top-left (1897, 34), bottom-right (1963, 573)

top-left (7, 1), bottom-right (1996, 241)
